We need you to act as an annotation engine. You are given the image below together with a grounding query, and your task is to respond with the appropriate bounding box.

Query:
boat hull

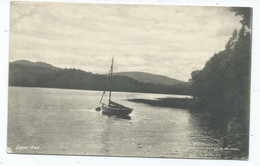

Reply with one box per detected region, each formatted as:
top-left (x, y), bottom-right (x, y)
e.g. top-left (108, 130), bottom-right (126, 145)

top-left (102, 104), bottom-right (132, 116)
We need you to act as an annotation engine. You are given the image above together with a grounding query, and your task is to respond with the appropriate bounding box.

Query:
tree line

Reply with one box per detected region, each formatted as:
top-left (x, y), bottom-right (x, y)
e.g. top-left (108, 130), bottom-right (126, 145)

top-left (189, 7), bottom-right (252, 159)
top-left (9, 64), bottom-right (190, 95)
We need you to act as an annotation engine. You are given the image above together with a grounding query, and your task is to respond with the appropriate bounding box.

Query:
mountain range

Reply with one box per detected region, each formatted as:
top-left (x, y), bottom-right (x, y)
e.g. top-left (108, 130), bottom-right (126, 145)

top-left (12, 60), bottom-right (61, 70)
top-left (9, 60), bottom-right (190, 95)
top-left (114, 72), bottom-right (184, 86)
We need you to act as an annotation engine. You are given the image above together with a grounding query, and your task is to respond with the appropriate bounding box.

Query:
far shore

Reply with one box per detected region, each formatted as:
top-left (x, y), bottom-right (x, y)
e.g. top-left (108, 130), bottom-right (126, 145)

top-left (9, 85), bottom-right (191, 96)
top-left (127, 97), bottom-right (193, 109)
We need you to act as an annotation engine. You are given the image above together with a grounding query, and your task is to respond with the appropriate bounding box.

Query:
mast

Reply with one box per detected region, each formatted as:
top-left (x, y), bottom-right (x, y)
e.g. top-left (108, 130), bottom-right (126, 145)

top-left (109, 57), bottom-right (114, 103)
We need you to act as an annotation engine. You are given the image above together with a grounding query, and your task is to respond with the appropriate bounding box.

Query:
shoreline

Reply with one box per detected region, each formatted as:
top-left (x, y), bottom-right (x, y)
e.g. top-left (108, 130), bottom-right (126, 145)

top-left (8, 85), bottom-right (191, 96)
top-left (127, 97), bottom-right (193, 109)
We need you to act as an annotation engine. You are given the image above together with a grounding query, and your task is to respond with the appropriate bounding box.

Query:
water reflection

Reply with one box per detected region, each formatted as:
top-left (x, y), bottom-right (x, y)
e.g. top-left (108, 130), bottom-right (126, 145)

top-left (102, 113), bottom-right (131, 120)
top-left (8, 87), bottom-right (248, 159)
top-left (189, 112), bottom-right (248, 159)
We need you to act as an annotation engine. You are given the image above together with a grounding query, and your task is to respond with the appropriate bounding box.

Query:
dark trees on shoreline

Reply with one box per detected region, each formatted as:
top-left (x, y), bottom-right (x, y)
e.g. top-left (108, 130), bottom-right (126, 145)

top-left (189, 8), bottom-right (252, 159)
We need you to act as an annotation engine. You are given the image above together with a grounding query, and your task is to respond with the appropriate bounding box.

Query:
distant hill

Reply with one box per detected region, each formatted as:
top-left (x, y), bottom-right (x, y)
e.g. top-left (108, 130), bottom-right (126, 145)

top-left (114, 71), bottom-right (184, 85)
top-left (9, 60), bottom-right (191, 95)
top-left (11, 60), bottom-right (61, 70)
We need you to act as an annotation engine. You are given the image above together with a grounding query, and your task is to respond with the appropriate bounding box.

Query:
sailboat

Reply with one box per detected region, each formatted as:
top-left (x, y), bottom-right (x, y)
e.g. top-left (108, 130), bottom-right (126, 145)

top-left (99, 57), bottom-right (133, 116)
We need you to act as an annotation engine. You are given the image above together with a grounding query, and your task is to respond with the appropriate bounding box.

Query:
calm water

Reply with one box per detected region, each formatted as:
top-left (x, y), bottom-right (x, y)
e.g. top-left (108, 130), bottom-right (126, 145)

top-left (8, 87), bottom-right (237, 159)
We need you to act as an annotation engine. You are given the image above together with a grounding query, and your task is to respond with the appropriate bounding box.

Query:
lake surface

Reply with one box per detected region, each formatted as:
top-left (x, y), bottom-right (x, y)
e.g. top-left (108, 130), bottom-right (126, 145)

top-left (8, 87), bottom-right (238, 159)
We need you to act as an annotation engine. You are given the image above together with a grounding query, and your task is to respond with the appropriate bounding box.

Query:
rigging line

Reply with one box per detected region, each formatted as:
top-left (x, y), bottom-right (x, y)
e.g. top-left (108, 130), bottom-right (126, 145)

top-left (99, 91), bottom-right (106, 103)
top-left (100, 60), bottom-right (112, 103)
top-left (109, 57), bottom-right (113, 103)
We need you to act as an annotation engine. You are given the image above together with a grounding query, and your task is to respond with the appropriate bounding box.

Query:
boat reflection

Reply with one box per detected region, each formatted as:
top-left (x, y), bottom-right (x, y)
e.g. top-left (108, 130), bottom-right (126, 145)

top-left (102, 112), bottom-right (131, 120)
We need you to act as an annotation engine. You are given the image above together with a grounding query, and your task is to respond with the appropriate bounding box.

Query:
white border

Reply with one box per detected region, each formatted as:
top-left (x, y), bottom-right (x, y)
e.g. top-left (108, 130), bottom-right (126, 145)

top-left (1, 0), bottom-right (260, 166)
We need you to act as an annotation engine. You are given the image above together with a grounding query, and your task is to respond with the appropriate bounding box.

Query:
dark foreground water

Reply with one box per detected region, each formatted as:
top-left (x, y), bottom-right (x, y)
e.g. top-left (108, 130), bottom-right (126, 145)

top-left (8, 87), bottom-right (245, 159)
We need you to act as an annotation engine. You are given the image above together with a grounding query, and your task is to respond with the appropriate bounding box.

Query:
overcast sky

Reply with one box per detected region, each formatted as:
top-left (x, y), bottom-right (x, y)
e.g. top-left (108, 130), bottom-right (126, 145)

top-left (9, 2), bottom-right (242, 81)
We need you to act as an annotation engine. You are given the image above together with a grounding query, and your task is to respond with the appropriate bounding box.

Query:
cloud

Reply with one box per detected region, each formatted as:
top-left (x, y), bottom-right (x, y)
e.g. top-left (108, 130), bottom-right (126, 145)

top-left (9, 2), bottom-right (242, 81)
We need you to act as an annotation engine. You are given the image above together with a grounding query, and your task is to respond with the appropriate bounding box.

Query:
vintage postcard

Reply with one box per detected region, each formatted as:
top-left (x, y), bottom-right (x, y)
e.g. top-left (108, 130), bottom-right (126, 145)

top-left (8, 2), bottom-right (252, 160)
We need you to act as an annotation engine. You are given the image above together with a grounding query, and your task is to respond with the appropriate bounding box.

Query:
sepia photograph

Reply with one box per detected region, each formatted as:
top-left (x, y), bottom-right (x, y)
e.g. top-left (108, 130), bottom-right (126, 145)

top-left (7, 2), bottom-right (252, 160)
